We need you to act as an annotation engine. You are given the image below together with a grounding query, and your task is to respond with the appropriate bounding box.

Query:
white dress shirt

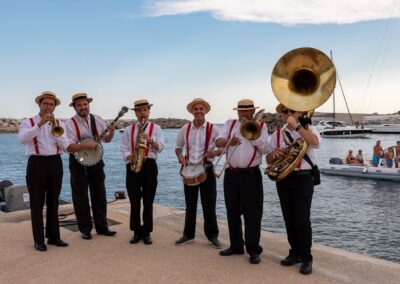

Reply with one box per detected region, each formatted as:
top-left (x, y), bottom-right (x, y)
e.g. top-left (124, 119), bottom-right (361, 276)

top-left (216, 119), bottom-right (269, 168)
top-left (176, 121), bottom-right (220, 164)
top-left (120, 122), bottom-right (165, 163)
top-left (65, 114), bottom-right (106, 143)
top-left (18, 114), bottom-right (69, 156)
top-left (267, 126), bottom-right (321, 170)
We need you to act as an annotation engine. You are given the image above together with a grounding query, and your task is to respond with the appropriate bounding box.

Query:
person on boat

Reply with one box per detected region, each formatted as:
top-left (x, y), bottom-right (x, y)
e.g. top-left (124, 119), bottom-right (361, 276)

top-left (372, 140), bottom-right (384, 167)
top-left (346, 150), bottom-right (361, 165)
top-left (395, 141), bottom-right (400, 168)
top-left (385, 147), bottom-right (394, 168)
top-left (355, 149), bottom-right (364, 164)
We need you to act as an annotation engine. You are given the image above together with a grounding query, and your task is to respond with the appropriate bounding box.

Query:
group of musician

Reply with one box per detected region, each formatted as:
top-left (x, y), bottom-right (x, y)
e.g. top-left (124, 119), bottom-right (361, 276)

top-left (18, 91), bottom-right (320, 275)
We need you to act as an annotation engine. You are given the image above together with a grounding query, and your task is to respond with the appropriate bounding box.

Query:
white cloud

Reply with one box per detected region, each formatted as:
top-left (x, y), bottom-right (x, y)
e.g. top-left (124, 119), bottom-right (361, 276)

top-left (142, 0), bottom-right (400, 25)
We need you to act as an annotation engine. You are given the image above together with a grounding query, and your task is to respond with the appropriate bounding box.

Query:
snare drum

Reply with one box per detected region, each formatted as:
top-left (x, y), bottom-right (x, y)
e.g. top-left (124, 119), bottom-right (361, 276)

top-left (181, 164), bottom-right (207, 186)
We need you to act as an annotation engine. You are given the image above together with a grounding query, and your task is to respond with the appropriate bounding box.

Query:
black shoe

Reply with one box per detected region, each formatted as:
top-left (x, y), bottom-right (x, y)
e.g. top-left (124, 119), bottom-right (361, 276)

top-left (143, 235), bottom-right (153, 245)
top-left (281, 255), bottom-right (301, 266)
top-left (175, 236), bottom-right (194, 246)
top-left (208, 237), bottom-right (221, 249)
top-left (81, 233), bottom-right (92, 240)
top-left (300, 260), bottom-right (313, 275)
top-left (219, 248), bottom-right (245, 256)
top-left (34, 243), bottom-right (47, 252)
top-left (97, 230), bottom-right (117, 236)
top-left (48, 238), bottom-right (68, 247)
top-left (130, 234), bottom-right (141, 244)
top-left (249, 254), bottom-right (261, 264)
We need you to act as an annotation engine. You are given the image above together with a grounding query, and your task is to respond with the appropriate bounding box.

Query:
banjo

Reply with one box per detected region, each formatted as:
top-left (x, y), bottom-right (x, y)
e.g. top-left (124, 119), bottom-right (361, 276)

top-left (74, 106), bottom-right (129, 166)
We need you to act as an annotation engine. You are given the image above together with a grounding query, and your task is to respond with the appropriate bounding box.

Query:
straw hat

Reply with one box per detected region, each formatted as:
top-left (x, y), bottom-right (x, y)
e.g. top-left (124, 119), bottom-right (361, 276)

top-left (275, 103), bottom-right (286, 113)
top-left (35, 91), bottom-right (61, 106)
top-left (186, 98), bottom-right (211, 114)
top-left (69, 93), bottom-right (93, 107)
top-left (233, 99), bottom-right (259, 111)
top-left (131, 99), bottom-right (153, 110)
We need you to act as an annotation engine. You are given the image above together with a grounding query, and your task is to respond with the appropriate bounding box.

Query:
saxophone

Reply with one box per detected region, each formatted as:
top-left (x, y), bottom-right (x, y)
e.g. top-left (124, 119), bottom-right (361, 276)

top-left (131, 119), bottom-right (148, 173)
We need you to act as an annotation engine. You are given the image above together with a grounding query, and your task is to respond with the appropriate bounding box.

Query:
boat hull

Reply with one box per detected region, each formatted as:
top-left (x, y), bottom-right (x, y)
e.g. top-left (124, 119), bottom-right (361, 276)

top-left (320, 164), bottom-right (400, 181)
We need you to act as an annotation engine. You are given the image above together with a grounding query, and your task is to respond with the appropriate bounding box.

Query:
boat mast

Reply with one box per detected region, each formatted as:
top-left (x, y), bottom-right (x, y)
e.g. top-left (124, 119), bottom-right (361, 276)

top-left (330, 50), bottom-right (354, 125)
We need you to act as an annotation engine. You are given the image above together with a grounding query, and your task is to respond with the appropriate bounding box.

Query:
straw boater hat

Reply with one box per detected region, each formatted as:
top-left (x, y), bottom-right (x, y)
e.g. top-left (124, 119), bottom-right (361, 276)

top-left (35, 91), bottom-right (61, 106)
top-left (233, 99), bottom-right (259, 111)
top-left (131, 99), bottom-right (153, 110)
top-left (275, 103), bottom-right (287, 113)
top-left (69, 93), bottom-right (93, 107)
top-left (186, 98), bottom-right (211, 114)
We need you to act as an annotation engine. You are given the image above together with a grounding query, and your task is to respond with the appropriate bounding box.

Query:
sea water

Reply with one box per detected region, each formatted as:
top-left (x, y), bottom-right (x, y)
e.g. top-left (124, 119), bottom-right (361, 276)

top-left (1, 131), bottom-right (399, 263)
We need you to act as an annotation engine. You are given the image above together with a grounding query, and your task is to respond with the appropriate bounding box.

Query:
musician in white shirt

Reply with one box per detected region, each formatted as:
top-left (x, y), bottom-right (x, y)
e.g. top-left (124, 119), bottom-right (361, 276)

top-left (174, 98), bottom-right (221, 248)
top-left (18, 91), bottom-right (69, 251)
top-left (266, 103), bottom-right (321, 275)
top-left (120, 99), bottom-right (164, 245)
top-left (65, 93), bottom-right (116, 240)
top-left (215, 99), bottom-right (269, 264)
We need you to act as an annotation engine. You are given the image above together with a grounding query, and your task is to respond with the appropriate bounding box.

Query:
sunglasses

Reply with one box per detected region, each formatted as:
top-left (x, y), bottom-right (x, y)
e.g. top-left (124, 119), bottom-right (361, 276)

top-left (282, 109), bottom-right (295, 114)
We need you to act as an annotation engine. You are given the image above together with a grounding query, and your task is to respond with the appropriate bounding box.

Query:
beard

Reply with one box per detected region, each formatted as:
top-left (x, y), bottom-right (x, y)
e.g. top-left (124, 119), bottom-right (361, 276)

top-left (77, 109), bottom-right (89, 118)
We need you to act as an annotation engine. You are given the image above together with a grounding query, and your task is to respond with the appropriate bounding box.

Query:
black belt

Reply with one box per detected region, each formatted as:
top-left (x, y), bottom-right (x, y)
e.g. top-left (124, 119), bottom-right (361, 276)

top-left (290, 170), bottom-right (312, 176)
top-left (29, 155), bottom-right (60, 159)
top-left (227, 165), bottom-right (259, 172)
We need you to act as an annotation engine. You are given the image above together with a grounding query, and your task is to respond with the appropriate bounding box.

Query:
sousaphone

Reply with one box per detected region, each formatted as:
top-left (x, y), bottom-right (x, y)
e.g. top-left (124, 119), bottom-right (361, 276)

top-left (265, 47), bottom-right (336, 181)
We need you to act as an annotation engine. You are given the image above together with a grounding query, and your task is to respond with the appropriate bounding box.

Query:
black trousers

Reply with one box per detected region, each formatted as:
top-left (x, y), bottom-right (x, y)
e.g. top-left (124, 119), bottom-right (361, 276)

top-left (26, 155), bottom-right (63, 244)
top-left (126, 158), bottom-right (158, 236)
top-left (276, 172), bottom-right (314, 261)
top-left (223, 167), bottom-right (263, 255)
top-left (182, 165), bottom-right (219, 239)
top-left (69, 154), bottom-right (108, 234)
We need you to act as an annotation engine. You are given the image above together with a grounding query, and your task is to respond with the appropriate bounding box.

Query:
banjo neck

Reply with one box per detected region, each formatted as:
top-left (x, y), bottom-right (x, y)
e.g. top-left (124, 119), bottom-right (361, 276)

top-left (94, 106), bottom-right (129, 142)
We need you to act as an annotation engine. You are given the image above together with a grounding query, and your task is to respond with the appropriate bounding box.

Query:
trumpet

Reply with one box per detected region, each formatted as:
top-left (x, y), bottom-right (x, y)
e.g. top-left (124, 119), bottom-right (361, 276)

top-left (214, 109), bottom-right (265, 177)
top-left (49, 114), bottom-right (64, 137)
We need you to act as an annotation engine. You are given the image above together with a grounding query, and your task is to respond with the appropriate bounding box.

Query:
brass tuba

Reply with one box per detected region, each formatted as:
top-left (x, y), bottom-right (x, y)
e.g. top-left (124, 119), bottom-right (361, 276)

top-left (131, 118), bottom-right (148, 173)
top-left (265, 47), bottom-right (336, 181)
top-left (49, 114), bottom-right (64, 137)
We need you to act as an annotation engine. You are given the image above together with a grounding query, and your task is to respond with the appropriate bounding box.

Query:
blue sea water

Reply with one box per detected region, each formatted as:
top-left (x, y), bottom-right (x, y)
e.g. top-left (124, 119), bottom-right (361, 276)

top-left (1, 131), bottom-right (400, 263)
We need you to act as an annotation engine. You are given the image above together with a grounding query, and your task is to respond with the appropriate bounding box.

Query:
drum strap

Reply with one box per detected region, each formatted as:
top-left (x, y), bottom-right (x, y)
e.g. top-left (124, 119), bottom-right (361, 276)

top-left (185, 122), bottom-right (213, 162)
top-left (71, 117), bottom-right (81, 141)
top-left (185, 122), bottom-right (192, 159)
top-left (145, 122), bottom-right (154, 157)
top-left (29, 118), bottom-right (40, 155)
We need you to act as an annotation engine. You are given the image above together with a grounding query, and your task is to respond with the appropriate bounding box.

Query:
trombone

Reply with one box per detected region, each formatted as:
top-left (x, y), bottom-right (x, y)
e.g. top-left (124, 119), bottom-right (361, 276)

top-left (49, 114), bottom-right (64, 137)
top-left (214, 109), bottom-right (265, 177)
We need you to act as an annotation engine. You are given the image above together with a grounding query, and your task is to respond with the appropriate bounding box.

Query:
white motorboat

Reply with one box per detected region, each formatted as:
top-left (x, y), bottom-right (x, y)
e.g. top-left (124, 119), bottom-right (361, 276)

top-left (368, 124), bottom-right (400, 134)
top-left (320, 162), bottom-right (400, 182)
top-left (315, 120), bottom-right (372, 138)
top-left (363, 115), bottom-right (400, 134)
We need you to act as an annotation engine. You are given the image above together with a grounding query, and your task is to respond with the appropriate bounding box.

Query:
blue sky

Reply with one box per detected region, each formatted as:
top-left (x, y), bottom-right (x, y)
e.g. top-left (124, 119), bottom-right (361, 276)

top-left (1, 0), bottom-right (399, 122)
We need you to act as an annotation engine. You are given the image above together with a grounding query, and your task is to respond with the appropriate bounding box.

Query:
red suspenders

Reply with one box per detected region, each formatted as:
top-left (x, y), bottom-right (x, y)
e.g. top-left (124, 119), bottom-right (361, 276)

top-left (29, 118), bottom-right (40, 155)
top-left (227, 120), bottom-right (260, 168)
top-left (131, 122), bottom-right (155, 158)
top-left (185, 122), bottom-right (213, 162)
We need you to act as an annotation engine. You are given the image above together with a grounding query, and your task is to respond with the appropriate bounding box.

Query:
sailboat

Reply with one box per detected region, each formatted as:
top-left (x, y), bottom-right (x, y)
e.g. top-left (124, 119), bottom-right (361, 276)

top-left (314, 51), bottom-right (373, 138)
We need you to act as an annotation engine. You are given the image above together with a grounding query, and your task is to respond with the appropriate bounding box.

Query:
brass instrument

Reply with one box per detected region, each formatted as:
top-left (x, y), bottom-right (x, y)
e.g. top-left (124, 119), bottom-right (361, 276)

top-left (131, 118), bottom-right (148, 173)
top-left (265, 47), bottom-right (336, 181)
top-left (49, 114), bottom-right (64, 137)
top-left (214, 109), bottom-right (265, 178)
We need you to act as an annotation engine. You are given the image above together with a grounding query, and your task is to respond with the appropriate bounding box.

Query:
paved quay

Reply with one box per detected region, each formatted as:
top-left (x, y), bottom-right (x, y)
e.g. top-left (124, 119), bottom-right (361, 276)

top-left (1, 200), bottom-right (399, 284)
